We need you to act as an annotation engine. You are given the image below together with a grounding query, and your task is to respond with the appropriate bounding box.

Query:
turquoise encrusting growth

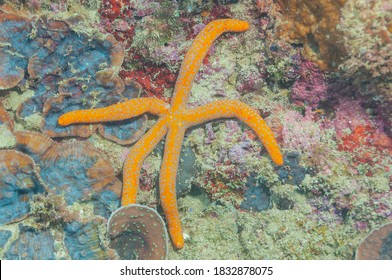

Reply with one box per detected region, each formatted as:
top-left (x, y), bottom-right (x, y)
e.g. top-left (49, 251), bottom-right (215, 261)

top-left (0, 229), bottom-right (12, 247)
top-left (0, 14), bottom-right (40, 90)
top-left (5, 224), bottom-right (55, 260)
top-left (0, 12), bottom-right (145, 145)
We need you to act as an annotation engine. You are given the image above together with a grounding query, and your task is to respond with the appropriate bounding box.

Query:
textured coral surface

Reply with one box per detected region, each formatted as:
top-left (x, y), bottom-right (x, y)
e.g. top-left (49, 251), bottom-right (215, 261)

top-left (0, 0), bottom-right (391, 260)
top-left (276, 0), bottom-right (347, 70)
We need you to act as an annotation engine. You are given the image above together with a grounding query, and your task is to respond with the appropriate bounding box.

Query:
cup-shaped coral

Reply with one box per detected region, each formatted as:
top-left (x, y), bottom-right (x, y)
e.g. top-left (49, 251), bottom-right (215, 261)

top-left (108, 204), bottom-right (168, 260)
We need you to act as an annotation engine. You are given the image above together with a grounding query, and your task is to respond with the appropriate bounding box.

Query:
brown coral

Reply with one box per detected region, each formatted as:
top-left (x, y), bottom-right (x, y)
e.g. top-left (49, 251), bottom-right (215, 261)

top-left (276, 0), bottom-right (347, 70)
top-left (0, 102), bottom-right (14, 132)
top-left (14, 131), bottom-right (121, 217)
top-left (0, 10), bottom-right (146, 145)
top-left (108, 204), bottom-right (168, 260)
top-left (356, 223), bottom-right (392, 260)
top-left (0, 149), bottom-right (45, 224)
top-left (0, 13), bottom-right (32, 90)
top-left (40, 70), bottom-right (147, 144)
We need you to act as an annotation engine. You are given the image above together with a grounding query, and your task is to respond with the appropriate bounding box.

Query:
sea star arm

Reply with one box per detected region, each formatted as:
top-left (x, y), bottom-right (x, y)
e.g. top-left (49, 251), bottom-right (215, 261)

top-left (159, 126), bottom-right (186, 249)
top-left (58, 98), bottom-right (169, 126)
top-left (122, 118), bottom-right (168, 206)
top-left (171, 19), bottom-right (249, 111)
top-left (183, 100), bottom-right (284, 166)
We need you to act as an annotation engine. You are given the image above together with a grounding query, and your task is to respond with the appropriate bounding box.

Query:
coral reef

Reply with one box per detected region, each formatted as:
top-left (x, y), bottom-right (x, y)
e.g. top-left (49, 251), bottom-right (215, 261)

top-left (0, 13), bottom-right (36, 90)
top-left (57, 18), bottom-right (283, 250)
top-left (99, 0), bottom-right (181, 100)
top-left (356, 222), bottom-right (392, 260)
top-left (0, 134), bottom-right (121, 259)
top-left (108, 204), bottom-right (168, 260)
top-left (0, 9), bottom-right (146, 145)
top-left (64, 221), bottom-right (108, 260)
top-left (0, 150), bottom-right (44, 224)
top-left (276, 0), bottom-right (347, 70)
top-left (338, 0), bottom-right (392, 136)
top-left (5, 224), bottom-right (55, 260)
top-left (339, 0), bottom-right (391, 81)
top-left (0, 0), bottom-right (391, 260)
top-left (14, 131), bottom-right (121, 218)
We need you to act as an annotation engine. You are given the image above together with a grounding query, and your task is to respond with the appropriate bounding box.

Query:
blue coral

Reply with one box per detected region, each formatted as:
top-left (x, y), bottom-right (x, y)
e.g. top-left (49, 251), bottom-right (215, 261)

top-left (276, 152), bottom-right (306, 185)
top-left (0, 230), bottom-right (12, 247)
top-left (240, 174), bottom-right (271, 212)
top-left (0, 15), bottom-right (41, 89)
top-left (64, 221), bottom-right (108, 260)
top-left (1, 14), bottom-right (145, 145)
top-left (14, 131), bottom-right (121, 219)
top-left (0, 150), bottom-right (44, 225)
top-left (4, 224), bottom-right (55, 260)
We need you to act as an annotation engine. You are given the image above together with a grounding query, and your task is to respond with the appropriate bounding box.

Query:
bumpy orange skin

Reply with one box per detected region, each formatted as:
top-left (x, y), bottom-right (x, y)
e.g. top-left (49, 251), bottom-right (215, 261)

top-left (58, 19), bottom-right (283, 249)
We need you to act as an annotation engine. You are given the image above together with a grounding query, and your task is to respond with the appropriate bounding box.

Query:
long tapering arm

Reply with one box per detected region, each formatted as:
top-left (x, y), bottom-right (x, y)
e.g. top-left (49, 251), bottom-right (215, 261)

top-left (58, 98), bottom-right (169, 126)
top-left (171, 19), bottom-right (249, 111)
top-left (183, 100), bottom-right (284, 166)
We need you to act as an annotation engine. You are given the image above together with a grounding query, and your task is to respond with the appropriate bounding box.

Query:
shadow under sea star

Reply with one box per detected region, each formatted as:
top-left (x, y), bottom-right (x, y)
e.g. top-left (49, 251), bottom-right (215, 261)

top-left (58, 19), bottom-right (284, 249)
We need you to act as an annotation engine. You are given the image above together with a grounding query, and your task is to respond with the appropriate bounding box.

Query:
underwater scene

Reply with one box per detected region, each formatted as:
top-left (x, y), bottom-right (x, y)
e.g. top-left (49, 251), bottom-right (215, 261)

top-left (0, 0), bottom-right (391, 260)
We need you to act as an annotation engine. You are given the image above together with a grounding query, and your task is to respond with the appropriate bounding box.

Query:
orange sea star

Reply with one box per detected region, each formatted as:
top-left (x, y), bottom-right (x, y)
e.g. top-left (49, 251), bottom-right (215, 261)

top-left (58, 19), bottom-right (284, 249)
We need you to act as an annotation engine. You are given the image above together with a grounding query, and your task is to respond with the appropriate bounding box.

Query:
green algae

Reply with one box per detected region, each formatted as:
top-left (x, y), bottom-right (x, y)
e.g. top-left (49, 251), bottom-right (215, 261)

top-left (0, 126), bottom-right (16, 149)
top-left (168, 193), bottom-right (361, 259)
top-left (3, 90), bottom-right (34, 112)
top-left (89, 133), bottom-right (127, 175)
